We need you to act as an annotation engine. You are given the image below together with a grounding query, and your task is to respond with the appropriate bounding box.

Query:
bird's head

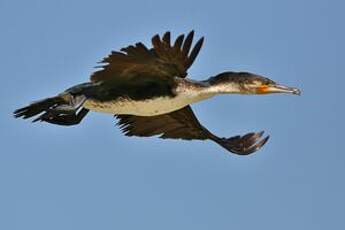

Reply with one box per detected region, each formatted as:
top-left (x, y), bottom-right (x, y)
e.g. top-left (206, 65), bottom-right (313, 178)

top-left (207, 72), bottom-right (301, 95)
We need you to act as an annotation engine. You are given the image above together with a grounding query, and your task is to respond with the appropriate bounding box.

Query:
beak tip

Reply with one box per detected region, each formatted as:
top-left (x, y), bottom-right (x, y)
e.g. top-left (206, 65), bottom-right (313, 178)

top-left (293, 89), bottom-right (301, 96)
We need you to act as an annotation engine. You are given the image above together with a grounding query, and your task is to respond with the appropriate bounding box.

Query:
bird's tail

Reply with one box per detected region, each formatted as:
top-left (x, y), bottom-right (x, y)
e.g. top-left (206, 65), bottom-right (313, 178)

top-left (14, 96), bottom-right (66, 120)
top-left (14, 94), bottom-right (89, 126)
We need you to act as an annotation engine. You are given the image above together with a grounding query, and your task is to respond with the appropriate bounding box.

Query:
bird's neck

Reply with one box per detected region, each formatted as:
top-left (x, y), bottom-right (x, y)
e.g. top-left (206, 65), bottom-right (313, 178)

top-left (174, 77), bottom-right (243, 100)
top-left (201, 79), bottom-right (242, 95)
top-left (205, 82), bottom-right (241, 95)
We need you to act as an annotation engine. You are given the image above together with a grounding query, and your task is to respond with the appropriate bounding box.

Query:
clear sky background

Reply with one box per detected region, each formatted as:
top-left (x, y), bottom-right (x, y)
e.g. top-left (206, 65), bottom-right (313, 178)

top-left (0, 0), bottom-right (344, 229)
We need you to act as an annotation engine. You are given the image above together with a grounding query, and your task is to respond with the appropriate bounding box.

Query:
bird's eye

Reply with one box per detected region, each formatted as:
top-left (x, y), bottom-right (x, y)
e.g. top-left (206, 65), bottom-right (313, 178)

top-left (264, 79), bottom-right (275, 85)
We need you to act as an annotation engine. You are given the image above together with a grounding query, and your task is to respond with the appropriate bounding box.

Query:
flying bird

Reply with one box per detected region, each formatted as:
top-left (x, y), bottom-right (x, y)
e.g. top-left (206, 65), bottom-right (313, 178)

top-left (14, 31), bottom-right (300, 155)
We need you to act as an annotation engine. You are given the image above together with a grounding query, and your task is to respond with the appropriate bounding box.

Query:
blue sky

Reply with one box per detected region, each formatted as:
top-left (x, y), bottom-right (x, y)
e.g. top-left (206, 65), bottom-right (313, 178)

top-left (0, 0), bottom-right (344, 229)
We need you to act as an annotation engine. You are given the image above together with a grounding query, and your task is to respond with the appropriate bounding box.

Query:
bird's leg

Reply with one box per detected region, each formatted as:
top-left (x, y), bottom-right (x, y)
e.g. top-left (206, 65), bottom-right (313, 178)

top-left (32, 95), bottom-right (89, 126)
top-left (50, 95), bottom-right (87, 115)
top-left (33, 108), bottom-right (89, 126)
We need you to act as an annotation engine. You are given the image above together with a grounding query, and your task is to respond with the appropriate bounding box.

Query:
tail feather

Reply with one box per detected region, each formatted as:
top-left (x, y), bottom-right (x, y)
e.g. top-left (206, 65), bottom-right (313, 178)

top-left (14, 96), bottom-right (65, 120)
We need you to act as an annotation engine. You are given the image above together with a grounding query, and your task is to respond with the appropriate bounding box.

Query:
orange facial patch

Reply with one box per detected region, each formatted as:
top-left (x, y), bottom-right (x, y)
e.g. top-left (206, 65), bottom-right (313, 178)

top-left (257, 85), bottom-right (270, 94)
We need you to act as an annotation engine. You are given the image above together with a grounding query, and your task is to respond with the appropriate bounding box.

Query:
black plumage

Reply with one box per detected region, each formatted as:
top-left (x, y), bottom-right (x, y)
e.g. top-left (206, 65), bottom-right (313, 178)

top-left (116, 106), bottom-right (269, 155)
top-left (14, 30), bottom-right (301, 155)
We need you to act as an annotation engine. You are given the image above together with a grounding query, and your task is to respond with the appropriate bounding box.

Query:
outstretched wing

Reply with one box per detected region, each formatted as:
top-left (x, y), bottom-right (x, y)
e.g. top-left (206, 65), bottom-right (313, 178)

top-left (91, 31), bottom-right (204, 83)
top-left (116, 106), bottom-right (208, 140)
top-left (115, 106), bottom-right (269, 155)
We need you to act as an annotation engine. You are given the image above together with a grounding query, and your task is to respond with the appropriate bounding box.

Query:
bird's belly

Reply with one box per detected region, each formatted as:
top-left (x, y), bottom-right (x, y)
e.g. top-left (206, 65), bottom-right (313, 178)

top-left (83, 95), bottom-right (209, 116)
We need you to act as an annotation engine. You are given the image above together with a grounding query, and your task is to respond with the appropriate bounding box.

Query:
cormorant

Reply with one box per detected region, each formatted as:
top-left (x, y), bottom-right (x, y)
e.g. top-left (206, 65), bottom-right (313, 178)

top-left (14, 31), bottom-right (300, 155)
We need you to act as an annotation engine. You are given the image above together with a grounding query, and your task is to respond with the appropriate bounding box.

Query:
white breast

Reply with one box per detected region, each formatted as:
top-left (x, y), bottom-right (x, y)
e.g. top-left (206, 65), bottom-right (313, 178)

top-left (83, 91), bottom-right (213, 116)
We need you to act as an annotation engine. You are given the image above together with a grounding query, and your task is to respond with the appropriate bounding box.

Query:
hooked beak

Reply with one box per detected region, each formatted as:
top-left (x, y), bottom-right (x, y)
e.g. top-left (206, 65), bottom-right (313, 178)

top-left (258, 84), bottom-right (301, 95)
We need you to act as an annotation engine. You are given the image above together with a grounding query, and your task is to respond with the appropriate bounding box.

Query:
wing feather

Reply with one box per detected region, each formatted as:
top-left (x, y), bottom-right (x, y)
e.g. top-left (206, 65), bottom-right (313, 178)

top-left (91, 31), bottom-right (205, 83)
top-left (162, 31), bottom-right (171, 46)
top-left (187, 37), bottom-right (204, 68)
top-left (115, 106), bottom-right (270, 155)
top-left (182, 30), bottom-right (194, 56)
top-left (116, 106), bottom-right (208, 140)
top-left (174, 34), bottom-right (184, 50)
